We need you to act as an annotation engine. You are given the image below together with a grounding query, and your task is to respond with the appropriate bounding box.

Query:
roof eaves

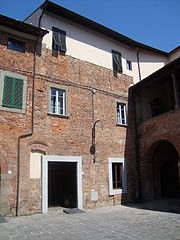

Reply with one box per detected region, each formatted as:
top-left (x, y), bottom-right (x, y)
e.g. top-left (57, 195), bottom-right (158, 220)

top-left (40, 0), bottom-right (168, 56)
top-left (0, 14), bottom-right (48, 37)
top-left (131, 56), bottom-right (180, 92)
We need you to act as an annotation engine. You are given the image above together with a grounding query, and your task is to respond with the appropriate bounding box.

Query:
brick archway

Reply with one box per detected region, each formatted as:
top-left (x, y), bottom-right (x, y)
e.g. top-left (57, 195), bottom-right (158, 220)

top-left (143, 140), bottom-right (180, 201)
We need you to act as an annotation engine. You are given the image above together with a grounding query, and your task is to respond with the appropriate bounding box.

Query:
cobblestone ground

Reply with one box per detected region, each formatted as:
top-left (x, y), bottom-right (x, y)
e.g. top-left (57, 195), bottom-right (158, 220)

top-left (0, 205), bottom-right (180, 240)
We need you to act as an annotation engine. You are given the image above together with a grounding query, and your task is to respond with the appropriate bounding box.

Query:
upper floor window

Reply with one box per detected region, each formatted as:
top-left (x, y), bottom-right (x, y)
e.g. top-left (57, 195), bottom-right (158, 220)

top-left (8, 37), bottom-right (25, 53)
top-left (50, 87), bottom-right (67, 115)
top-left (151, 97), bottom-right (166, 117)
top-left (116, 102), bottom-right (127, 125)
top-left (0, 71), bottom-right (27, 113)
top-left (126, 60), bottom-right (132, 71)
top-left (112, 50), bottom-right (122, 77)
top-left (52, 27), bottom-right (67, 54)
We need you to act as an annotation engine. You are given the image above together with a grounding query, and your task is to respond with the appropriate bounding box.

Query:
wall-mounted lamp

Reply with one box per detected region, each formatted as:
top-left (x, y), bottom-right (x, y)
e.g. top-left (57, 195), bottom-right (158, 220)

top-left (90, 119), bottom-right (103, 163)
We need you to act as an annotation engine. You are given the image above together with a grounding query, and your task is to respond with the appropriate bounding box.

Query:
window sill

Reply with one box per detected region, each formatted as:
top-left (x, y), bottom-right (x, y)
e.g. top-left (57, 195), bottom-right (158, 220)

top-left (116, 123), bottom-right (128, 128)
top-left (109, 188), bottom-right (123, 196)
top-left (0, 106), bottom-right (25, 114)
top-left (47, 112), bottom-right (69, 119)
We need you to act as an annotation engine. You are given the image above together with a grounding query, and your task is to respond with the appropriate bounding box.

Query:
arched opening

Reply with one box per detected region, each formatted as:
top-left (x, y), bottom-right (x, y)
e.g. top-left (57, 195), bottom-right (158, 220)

top-left (150, 141), bottom-right (180, 199)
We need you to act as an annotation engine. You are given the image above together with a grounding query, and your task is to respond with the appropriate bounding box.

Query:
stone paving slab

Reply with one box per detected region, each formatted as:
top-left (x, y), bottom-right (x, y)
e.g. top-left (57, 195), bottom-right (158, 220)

top-left (0, 205), bottom-right (180, 240)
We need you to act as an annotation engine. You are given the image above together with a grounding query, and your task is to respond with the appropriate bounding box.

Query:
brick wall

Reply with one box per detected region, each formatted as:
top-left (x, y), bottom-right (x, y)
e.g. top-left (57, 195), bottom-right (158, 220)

top-left (0, 31), bottom-right (36, 215)
top-left (126, 99), bottom-right (180, 202)
top-left (0, 35), bottom-right (133, 215)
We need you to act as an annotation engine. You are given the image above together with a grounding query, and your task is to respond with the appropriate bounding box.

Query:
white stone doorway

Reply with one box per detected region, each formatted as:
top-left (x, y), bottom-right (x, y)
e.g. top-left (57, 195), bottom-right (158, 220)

top-left (42, 156), bottom-right (82, 214)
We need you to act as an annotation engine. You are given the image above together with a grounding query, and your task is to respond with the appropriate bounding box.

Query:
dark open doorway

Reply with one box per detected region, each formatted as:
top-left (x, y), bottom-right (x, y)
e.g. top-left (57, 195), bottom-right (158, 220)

top-left (152, 141), bottom-right (180, 199)
top-left (48, 162), bottom-right (77, 208)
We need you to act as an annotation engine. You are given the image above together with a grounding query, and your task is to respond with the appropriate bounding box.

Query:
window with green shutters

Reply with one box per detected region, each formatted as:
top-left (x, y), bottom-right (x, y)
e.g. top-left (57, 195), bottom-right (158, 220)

top-left (2, 76), bottom-right (24, 109)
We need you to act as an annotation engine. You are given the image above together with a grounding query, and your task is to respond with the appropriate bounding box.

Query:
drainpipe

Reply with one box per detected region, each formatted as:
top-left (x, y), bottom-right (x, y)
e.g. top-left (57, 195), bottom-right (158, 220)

top-left (137, 52), bottom-right (141, 81)
top-left (16, 11), bottom-right (44, 216)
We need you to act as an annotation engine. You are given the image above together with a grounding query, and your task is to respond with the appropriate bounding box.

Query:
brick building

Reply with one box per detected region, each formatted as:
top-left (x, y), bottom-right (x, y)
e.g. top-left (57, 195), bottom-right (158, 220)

top-left (127, 57), bottom-right (180, 202)
top-left (0, 1), bottom-right (180, 216)
top-left (0, 14), bottom-right (47, 215)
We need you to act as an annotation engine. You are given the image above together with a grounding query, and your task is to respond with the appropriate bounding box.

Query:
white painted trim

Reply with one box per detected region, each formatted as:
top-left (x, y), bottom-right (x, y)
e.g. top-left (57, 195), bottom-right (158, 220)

top-left (42, 155), bottom-right (82, 214)
top-left (108, 157), bottom-right (127, 196)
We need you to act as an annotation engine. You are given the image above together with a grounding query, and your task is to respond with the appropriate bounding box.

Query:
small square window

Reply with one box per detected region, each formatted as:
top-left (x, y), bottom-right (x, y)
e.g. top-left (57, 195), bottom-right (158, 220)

top-left (8, 38), bottom-right (25, 53)
top-left (126, 60), bottom-right (132, 71)
top-left (108, 158), bottom-right (127, 195)
top-left (116, 102), bottom-right (127, 125)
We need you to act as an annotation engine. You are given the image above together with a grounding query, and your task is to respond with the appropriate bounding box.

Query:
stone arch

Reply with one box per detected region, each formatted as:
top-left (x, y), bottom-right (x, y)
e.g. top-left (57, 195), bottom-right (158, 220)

top-left (142, 140), bottom-right (180, 200)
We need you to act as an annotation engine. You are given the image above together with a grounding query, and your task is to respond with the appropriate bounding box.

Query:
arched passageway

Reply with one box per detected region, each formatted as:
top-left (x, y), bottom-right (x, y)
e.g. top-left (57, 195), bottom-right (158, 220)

top-left (145, 141), bottom-right (180, 200)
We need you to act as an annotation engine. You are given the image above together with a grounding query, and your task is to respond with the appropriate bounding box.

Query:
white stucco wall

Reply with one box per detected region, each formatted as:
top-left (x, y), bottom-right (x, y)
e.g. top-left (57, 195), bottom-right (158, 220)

top-left (25, 11), bottom-right (168, 84)
top-left (138, 52), bottom-right (167, 81)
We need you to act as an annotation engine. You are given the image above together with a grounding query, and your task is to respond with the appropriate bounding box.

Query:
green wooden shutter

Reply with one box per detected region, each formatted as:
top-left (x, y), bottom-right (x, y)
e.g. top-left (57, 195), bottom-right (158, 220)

top-left (13, 78), bottom-right (23, 109)
top-left (59, 30), bottom-right (67, 53)
top-left (2, 76), bottom-right (23, 109)
top-left (2, 76), bottom-right (13, 107)
top-left (52, 27), bottom-right (67, 53)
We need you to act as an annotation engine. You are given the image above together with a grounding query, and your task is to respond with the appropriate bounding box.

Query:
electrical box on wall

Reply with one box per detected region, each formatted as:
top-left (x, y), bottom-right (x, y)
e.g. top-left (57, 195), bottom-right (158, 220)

top-left (91, 189), bottom-right (98, 201)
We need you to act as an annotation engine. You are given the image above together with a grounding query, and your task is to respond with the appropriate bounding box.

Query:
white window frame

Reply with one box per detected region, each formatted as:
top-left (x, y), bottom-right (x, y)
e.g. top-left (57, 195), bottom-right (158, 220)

top-left (116, 102), bottom-right (127, 125)
top-left (0, 70), bottom-right (27, 114)
top-left (47, 83), bottom-right (68, 116)
top-left (108, 158), bottom-right (127, 196)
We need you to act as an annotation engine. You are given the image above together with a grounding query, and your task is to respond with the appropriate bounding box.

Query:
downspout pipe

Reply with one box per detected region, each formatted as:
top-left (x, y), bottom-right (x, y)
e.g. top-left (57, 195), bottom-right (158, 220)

top-left (137, 52), bottom-right (141, 81)
top-left (16, 10), bottom-right (44, 216)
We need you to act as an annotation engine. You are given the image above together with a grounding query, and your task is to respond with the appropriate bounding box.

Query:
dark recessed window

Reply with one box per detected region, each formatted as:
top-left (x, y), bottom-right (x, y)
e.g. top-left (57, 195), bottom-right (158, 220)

top-left (52, 27), bottom-right (67, 54)
top-left (8, 38), bottom-right (25, 53)
top-left (126, 60), bottom-right (132, 70)
top-left (112, 163), bottom-right (123, 189)
top-left (112, 50), bottom-right (122, 77)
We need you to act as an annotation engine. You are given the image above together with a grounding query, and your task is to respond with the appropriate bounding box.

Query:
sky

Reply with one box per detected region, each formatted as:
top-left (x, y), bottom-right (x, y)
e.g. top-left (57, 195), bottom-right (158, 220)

top-left (0, 0), bottom-right (180, 52)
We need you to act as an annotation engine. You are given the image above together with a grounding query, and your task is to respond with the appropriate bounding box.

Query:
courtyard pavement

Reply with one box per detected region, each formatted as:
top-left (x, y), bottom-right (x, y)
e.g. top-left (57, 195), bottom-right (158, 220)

top-left (0, 204), bottom-right (180, 240)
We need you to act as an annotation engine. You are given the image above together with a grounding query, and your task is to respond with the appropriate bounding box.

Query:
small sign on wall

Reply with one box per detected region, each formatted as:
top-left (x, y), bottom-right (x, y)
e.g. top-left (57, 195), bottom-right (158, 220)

top-left (91, 189), bottom-right (98, 201)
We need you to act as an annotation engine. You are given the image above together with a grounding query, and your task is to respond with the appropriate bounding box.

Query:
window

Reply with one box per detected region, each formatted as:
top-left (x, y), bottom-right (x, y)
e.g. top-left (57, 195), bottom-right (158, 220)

top-left (108, 158), bottom-right (127, 195)
top-left (8, 37), bottom-right (25, 53)
top-left (112, 50), bottom-right (122, 77)
top-left (52, 27), bottom-right (67, 54)
top-left (126, 60), bottom-right (132, 70)
top-left (116, 102), bottom-right (127, 125)
top-left (112, 163), bottom-right (123, 189)
top-left (151, 97), bottom-right (166, 117)
top-left (48, 84), bottom-right (68, 116)
top-left (2, 76), bottom-right (23, 109)
top-left (0, 71), bottom-right (27, 113)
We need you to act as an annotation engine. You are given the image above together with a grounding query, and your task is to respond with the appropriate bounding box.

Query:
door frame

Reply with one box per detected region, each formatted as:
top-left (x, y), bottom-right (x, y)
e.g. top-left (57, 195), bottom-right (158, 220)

top-left (42, 155), bottom-right (82, 214)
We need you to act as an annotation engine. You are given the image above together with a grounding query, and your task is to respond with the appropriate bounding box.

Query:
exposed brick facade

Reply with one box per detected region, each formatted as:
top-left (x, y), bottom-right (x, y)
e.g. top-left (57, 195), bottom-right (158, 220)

top-left (0, 29), bottom-right (133, 215)
top-left (126, 63), bottom-right (180, 203)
